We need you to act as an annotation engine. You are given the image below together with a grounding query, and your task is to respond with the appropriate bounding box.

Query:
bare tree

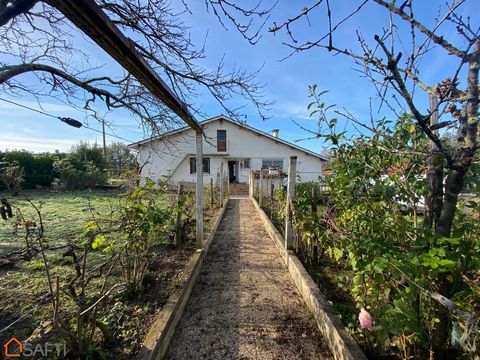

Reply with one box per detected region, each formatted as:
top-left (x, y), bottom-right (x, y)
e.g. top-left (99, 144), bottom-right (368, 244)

top-left (206, 1), bottom-right (479, 357)
top-left (0, 0), bottom-right (271, 138)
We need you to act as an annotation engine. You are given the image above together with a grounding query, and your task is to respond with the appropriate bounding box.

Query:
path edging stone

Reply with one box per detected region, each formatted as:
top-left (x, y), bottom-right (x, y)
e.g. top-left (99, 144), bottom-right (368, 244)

top-left (251, 197), bottom-right (367, 360)
top-left (136, 198), bottom-right (230, 360)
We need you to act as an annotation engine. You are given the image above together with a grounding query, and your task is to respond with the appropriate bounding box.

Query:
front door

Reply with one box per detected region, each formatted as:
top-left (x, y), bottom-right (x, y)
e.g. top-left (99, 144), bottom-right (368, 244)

top-left (228, 160), bottom-right (236, 183)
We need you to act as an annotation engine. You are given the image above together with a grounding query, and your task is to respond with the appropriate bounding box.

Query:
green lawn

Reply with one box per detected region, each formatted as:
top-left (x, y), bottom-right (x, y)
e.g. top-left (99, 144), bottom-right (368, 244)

top-left (0, 190), bottom-right (118, 255)
top-left (0, 190), bottom-right (123, 341)
top-left (0, 188), bottom-right (220, 358)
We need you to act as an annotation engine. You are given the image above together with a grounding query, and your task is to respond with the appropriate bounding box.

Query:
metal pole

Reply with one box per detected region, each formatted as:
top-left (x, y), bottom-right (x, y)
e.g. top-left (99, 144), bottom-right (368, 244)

top-left (195, 132), bottom-right (203, 248)
top-left (285, 156), bottom-right (297, 250)
top-left (102, 119), bottom-right (107, 158)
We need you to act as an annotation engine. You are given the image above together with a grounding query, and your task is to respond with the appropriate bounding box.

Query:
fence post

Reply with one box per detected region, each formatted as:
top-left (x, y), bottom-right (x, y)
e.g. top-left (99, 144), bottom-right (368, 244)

top-left (227, 173), bottom-right (230, 195)
top-left (174, 184), bottom-right (184, 246)
top-left (311, 186), bottom-right (317, 215)
top-left (259, 168), bottom-right (263, 207)
top-left (248, 171), bottom-right (252, 197)
top-left (195, 132), bottom-right (203, 249)
top-left (250, 171), bottom-right (254, 197)
top-left (210, 178), bottom-right (214, 208)
top-left (220, 162), bottom-right (224, 205)
top-left (285, 156), bottom-right (297, 250)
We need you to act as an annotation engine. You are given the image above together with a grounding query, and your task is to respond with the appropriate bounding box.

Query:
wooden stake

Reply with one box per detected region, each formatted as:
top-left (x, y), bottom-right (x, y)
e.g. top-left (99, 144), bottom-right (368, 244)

top-left (285, 156), bottom-right (297, 250)
top-left (220, 162), bottom-right (224, 205)
top-left (210, 178), bottom-right (214, 208)
top-left (259, 168), bottom-right (263, 207)
top-left (195, 132), bottom-right (203, 248)
top-left (174, 184), bottom-right (184, 246)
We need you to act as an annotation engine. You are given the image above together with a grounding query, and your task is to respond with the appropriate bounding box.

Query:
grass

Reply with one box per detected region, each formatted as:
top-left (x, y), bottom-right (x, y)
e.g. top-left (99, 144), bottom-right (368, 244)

top-left (0, 188), bottom-right (222, 358)
top-left (0, 189), bottom-right (117, 255)
top-left (0, 190), bottom-right (122, 344)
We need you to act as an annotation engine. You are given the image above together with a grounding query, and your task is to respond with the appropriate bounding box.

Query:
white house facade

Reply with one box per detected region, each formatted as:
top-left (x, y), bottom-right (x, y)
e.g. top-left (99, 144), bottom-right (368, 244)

top-left (129, 116), bottom-right (327, 187)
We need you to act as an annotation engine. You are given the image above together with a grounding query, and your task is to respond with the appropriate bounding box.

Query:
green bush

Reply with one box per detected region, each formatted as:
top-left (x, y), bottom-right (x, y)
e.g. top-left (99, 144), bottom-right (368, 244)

top-left (0, 143), bottom-right (109, 190)
top-left (53, 158), bottom-right (107, 190)
top-left (0, 150), bottom-right (60, 189)
top-left (70, 141), bottom-right (107, 171)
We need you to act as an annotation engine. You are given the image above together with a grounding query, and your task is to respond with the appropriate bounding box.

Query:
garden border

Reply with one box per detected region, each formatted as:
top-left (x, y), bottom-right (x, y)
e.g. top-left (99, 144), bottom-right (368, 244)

top-left (136, 197), bottom-right (230, 360)
top-left (251, 197), bottom-right (367, 360)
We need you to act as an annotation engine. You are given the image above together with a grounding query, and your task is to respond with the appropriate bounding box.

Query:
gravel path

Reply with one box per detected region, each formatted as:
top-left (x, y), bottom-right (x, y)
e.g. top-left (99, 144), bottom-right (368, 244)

top-left (167, 199), bottom-right (333, 360)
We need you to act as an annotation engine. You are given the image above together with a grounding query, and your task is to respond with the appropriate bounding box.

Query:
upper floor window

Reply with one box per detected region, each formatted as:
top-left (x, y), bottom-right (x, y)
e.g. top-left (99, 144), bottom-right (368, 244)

top-left (189, 157), bottom-right (210, 174)
top-left (262, 159), bottom-right (283, 170)
top-left (217, 130), bottom-right (227, 152)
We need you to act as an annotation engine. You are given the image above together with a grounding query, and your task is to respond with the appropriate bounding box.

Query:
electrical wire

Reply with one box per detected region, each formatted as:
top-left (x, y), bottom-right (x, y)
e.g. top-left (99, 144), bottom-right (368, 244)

top-left (0, 97), bottom-right (135, 143)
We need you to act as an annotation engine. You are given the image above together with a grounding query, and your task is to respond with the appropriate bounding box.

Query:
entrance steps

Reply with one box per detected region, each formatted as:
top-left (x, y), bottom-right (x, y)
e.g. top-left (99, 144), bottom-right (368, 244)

top-left (229, 182), bottom-right (248, 195)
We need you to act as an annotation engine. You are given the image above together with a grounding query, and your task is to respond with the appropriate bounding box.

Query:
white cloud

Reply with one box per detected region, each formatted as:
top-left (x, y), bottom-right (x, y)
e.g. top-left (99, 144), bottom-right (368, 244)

top-left (22, 127), bottom-right (36, 133)
top-left (272, 101), bottom-right (312, 120)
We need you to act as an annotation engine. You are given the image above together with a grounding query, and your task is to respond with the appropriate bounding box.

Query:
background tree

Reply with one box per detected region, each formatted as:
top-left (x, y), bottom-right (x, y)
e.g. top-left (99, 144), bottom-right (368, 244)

top-left (106, 142), bottom-right (136, 172)
top-left (69, 141), bottom-right (107, 171)
top-left (0, 0), bottom-right (270, 138)
top-left (54, 142), bottom-right (107, 189)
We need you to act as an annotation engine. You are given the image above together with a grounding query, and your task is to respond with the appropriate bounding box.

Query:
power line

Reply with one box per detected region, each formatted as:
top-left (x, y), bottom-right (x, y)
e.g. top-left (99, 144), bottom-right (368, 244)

top-left (0, 97), bottom-right (134, 143)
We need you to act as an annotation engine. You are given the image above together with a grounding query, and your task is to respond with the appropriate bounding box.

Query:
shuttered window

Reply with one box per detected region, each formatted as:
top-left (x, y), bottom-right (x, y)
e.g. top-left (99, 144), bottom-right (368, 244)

top-left (189, 157), bottom-right (210, 174)
top-left (217, 130), bottom-right (227, 152)
top-left (261, 159), bottom-right (283, 170)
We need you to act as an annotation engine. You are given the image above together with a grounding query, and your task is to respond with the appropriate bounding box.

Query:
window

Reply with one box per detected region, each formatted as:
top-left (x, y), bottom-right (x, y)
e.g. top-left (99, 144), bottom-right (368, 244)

top-left (262, 159), bottom-right (283, 170)
top-left (217, 130), bottom-right (227, 152)
top-left (189, 157), bottom-right (210, 174)
top-left (243, 158), bottom-right (250, 169)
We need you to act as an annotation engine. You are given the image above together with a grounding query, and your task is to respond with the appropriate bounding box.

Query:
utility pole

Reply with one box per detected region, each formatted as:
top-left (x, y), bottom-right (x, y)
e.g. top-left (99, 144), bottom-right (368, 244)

top-left (102, 119), bottom-right (107, 158)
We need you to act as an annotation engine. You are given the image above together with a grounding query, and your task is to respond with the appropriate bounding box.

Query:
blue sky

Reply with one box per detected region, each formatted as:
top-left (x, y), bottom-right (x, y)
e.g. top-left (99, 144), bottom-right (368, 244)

top-left (1, 0), bottom-right (477, 153)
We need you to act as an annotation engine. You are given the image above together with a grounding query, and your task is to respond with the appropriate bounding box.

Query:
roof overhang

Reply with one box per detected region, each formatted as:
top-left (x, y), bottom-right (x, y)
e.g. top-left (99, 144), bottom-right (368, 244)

top-left (129, 115), bottom-right (329, 162)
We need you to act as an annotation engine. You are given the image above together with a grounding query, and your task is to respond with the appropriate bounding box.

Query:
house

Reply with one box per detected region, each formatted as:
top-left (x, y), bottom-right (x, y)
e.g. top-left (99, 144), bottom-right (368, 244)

top-left (128, 116), bottom-right (328, 191)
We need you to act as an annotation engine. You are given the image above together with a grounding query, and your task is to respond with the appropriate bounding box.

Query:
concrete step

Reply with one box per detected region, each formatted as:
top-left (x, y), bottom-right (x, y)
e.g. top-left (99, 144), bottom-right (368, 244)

top-left (229, 183), bottom-right (248, 195)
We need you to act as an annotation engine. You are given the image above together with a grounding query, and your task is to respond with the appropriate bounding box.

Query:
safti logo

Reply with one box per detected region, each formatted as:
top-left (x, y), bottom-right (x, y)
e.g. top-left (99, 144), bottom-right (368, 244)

top-left (3, 337), bottom-right (22, 357)
top-left (3, 337), bottom-right (66, 357)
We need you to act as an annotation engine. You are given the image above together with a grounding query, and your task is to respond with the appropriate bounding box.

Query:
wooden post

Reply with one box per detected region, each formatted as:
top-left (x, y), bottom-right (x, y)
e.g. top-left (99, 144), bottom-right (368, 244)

top-left (252, 171), bottom-right (255, 197)
top-left (210, 178), bottom-right (214, 208)
top-left (285, 156), bottom-right (297, 250)
top-left (195, 132), bottom-right (203, 248)
top-left (220, 162), bottom-right (224, 205)
top-left (259, 168), bottom-right (263, 207)
top-left (174, 184), bottom-right (184, 246)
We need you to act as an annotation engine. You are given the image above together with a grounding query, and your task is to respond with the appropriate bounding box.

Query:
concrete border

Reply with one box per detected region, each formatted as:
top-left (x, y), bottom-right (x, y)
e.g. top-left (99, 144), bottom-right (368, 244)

top-left (251, 197), bottom-right (367, 360)
top-left (136, 197), bottom-right (230, 360)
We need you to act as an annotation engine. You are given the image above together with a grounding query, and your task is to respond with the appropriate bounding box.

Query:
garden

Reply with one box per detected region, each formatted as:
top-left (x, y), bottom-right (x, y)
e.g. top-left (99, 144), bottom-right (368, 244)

top-left (0, 145), bottom-right (224, 359)
top-left (255, 94), bottom-right (480, 359)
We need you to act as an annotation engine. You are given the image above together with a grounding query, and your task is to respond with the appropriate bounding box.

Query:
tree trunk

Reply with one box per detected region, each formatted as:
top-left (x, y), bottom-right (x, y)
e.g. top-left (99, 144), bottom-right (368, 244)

top-left (424, 95), bottom-right (444, 231)
top-left (430, 40), bottom-right (479, 359)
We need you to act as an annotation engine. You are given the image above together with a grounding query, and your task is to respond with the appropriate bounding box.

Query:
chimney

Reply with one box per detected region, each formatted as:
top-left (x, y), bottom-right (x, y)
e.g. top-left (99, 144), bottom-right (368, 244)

top-left (272, 129), bottom-right (279, 138)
